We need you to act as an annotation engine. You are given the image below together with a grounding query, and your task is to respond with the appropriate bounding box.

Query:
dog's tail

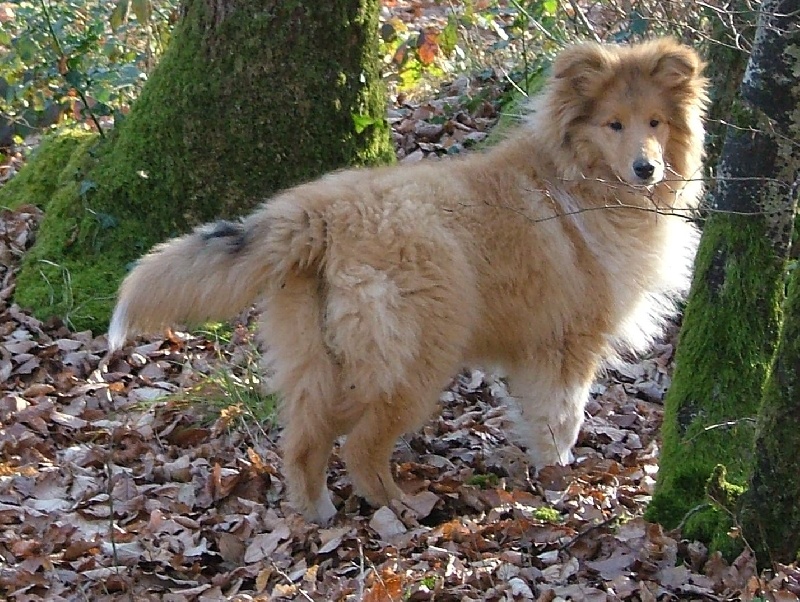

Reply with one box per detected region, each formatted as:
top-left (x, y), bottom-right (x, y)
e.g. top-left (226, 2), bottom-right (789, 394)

top-left (108, 196), bottom-right (327, 351)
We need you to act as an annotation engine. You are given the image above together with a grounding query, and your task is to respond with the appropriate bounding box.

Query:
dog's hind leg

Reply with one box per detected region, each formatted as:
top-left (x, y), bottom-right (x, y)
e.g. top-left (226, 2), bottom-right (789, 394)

top-left (329, 280), bottom-right (470, 508)
top-left (339, 326), bottom-right (466, 508)
top-left (260, 273), bottom-right (345, 523)
top-left (339, 402), bottom-right (406, 507)
top-left (320, 227), bottom-right (476, 509)
top-left (340, 381), bottom-right (443, 508)
top-left (281, 411), bottom-right (338, 523)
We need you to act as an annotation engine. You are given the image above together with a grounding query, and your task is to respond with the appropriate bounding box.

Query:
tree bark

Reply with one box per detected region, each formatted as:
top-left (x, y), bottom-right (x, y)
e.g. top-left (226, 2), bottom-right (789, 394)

top-left (742, 262), bottom-right (800, 565)
top-left (701, 0), bottom-right (758, 170)
top-left (737, 0), bottom-right (800, 566)
top-left (8, 0), bottom-right (394, 331)
top-left (647, 0), bottom-right (800, 554)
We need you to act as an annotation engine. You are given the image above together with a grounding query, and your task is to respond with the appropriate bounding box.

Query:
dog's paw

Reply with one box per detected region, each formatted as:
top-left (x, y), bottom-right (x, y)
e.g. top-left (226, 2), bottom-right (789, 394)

top-left (291, 489), bottom-right (338, 525)
top-left (528, 445), bottom-right (575, 473)
top-left (310, 491), bottom-right (338, 525)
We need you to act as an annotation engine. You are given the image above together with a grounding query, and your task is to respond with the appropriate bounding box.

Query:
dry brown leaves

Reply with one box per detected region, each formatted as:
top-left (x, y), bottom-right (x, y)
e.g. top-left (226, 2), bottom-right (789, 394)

top-left (2, 206), bottom-right (799, 601)
top-left (389, 75), bottom-right (501, 163)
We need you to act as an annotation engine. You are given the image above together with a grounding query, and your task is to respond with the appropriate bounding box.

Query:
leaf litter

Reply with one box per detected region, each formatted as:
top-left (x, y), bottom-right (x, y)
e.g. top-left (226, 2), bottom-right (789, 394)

top-left (3, 173), bottom-right (799, 602)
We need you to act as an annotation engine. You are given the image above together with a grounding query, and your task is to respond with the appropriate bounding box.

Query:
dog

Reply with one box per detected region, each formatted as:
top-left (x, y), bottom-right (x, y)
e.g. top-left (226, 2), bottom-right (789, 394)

top-left (109, 38), bottom-right (708, 523)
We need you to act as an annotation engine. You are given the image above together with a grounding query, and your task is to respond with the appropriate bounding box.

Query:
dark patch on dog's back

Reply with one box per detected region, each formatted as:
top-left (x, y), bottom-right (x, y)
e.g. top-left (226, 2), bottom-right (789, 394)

top-left (201, 220), bottom-right (247, 253)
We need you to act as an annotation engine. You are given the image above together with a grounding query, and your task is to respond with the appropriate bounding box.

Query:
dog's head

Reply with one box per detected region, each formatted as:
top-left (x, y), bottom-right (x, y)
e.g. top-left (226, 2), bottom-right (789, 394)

top-left (544, 38), bottom-right (707, 187)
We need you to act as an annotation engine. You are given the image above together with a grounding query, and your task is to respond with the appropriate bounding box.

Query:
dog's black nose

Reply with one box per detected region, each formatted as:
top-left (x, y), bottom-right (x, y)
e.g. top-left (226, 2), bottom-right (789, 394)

top-left (633, 160), bottom-right (655, 180)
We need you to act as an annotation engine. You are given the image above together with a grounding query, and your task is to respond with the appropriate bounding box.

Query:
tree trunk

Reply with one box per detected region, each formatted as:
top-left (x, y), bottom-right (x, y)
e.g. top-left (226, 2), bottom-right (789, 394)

top-left (737, 0), bottom-right (800, 566)
top-left (741, 263), bottom-right (800, 565)
top-left (701, 0), bottom-right (758, 170)
top-left (647, 0), bottom-right (800, 554)
top-left (7, 0), bottom-right (393, 331)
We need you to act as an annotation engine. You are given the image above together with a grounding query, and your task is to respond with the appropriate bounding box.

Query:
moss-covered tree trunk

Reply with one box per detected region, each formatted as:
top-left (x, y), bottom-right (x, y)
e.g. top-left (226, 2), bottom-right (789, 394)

top-left (738, 0), bottom-right (800, 566)
top-left (2, 0), bottom-right (393, 331)
top-left (741, 263), bottom-right (800, 565)
top-left (647, 0), bottom-right (800, 553)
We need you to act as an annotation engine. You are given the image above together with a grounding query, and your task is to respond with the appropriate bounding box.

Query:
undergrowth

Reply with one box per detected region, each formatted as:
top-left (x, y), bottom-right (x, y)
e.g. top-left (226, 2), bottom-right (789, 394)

top-left (165, 323), bottom-right (278, 441)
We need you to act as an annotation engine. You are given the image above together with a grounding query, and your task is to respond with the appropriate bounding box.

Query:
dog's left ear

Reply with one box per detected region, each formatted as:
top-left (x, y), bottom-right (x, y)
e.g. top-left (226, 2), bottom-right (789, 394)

top-left (651, 43), bottom-right (703, 88)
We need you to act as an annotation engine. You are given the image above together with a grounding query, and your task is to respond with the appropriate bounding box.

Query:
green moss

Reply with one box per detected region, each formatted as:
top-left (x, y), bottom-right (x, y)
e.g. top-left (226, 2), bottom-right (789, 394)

top-left (706, 464), bottom-right (745, 511)
top-left (13, 132), bottom-right (123, 329)
top-left (0, 128), bottom-right (95, 210)
top-left (12, 0), bottom-right (393, 332)
top-left (466, 473), bottom-right (501, 489)
top-left (740, 267), bottom-right (800, 565)
top-left (532, 506), bottom-right (562, 523)
top-left (647, 214), bottom-right (784, 554)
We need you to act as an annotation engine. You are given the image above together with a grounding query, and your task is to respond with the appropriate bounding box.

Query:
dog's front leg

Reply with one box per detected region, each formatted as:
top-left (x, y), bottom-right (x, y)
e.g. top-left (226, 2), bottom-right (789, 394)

top-left (504, 365), bottom-right (594, 471)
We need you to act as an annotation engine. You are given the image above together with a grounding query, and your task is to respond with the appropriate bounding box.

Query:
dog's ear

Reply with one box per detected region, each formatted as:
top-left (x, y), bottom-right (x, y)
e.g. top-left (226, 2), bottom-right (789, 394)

top-left (650, 42), bottom-right (703, 88)
top-left (552, 43), bottom-right (611, 97)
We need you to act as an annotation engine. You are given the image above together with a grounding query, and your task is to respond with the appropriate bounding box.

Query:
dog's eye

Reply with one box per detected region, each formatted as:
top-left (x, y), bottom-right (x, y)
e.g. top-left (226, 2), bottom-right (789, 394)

top-left (650, 119), bottom-right (660, 127)
top-left (609, 121), bottom-right (623, 131)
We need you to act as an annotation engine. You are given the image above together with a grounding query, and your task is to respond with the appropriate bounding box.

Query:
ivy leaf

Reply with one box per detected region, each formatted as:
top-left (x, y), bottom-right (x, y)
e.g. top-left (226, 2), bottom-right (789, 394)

top-left (15, 38), bottom-right (38, 62)
top-left (110, 0), bottom-right (130, 31)
top-left (440, 15), bottom-right (458, 57)
top-left (64, 70), bottom-right (83, 88)
top-left (131, 0), bottom-right (151, 24)
top-left (94, 211), bottom-right (118, 230)
top-left (352, 113), bottom-right (379, 134)
top-left (628, 10), bottom-right (649, 36)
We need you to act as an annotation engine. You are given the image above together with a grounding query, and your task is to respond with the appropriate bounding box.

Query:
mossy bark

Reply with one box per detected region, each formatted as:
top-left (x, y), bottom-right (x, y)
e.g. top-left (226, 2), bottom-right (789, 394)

top-left (0, 129), bottom-right (95, 211)
top-left (11, 0), bottom-right (394, 331)
top-left (741, 268), bottom-right (800, 565)
top-left (738, 0), bottom-right (800, 567)
top-left (646, 215), bottom-right (784, 553)
top-left (647, 0), bottom-right (800, 554)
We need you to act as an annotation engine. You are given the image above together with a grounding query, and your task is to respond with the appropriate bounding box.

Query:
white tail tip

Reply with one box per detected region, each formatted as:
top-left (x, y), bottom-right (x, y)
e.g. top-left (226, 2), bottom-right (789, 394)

top-left (107, 302), bottom-right (129, 352)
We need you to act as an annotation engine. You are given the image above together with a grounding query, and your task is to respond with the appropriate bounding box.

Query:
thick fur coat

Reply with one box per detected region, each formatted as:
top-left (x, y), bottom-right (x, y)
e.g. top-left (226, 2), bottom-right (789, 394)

top-left (109, 38), bottom-right (709, 523)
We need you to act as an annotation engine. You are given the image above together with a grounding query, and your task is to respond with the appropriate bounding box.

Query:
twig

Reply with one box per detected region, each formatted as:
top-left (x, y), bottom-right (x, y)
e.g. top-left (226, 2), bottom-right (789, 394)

top-left (358, 539), bottom-right (366, 601)
top-left (681, 417), bottom-right (758, 445)
top-left (499, 67), bottom-right (530, 98)
top-left (38, 0), bottom-right (105, 138)
top-left (456, 195), bottom-right (763, 231)
top-left (508, 0), bottom-right (563, 45)
top-left (546, 424), bottom-right (569, 465)
top-left (270, 560), bottom-right (315, 602)
top-left (559, 512), bottom-right (623, 551)
top-left (674, 502), bottom-right (713, 533)
top-left (105, 459), bottom-right (121, 575)
top-left (564, 0), bottom-right (602, 43)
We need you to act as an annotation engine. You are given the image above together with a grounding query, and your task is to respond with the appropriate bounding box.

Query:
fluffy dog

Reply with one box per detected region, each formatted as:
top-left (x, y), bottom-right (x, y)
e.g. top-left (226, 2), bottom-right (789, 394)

top-left (109, 38), bottom-right (708, 523)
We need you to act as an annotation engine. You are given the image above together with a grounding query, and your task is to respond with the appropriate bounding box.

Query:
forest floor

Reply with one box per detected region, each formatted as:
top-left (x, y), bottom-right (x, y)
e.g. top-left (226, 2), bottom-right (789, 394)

top-left (2, 1), bottom-right (800, 601)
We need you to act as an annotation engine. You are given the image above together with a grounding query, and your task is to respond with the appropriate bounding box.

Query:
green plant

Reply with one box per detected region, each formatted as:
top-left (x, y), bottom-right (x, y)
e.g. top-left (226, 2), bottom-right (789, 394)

top-left (466, 472), bottom-right (501, 488)
top-left (188, 325), bottom-right (277, 437)
top-left (380, 15), bottom-right (455, 94)
top-left (0, 0), bottom-right (178, 143)
top-left (532, 505), bottom-right (562, 523)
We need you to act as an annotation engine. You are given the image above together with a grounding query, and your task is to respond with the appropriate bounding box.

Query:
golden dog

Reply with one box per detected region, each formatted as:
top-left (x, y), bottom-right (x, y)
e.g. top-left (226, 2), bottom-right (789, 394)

top-left (109, 38), bottom-right (708, 523)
